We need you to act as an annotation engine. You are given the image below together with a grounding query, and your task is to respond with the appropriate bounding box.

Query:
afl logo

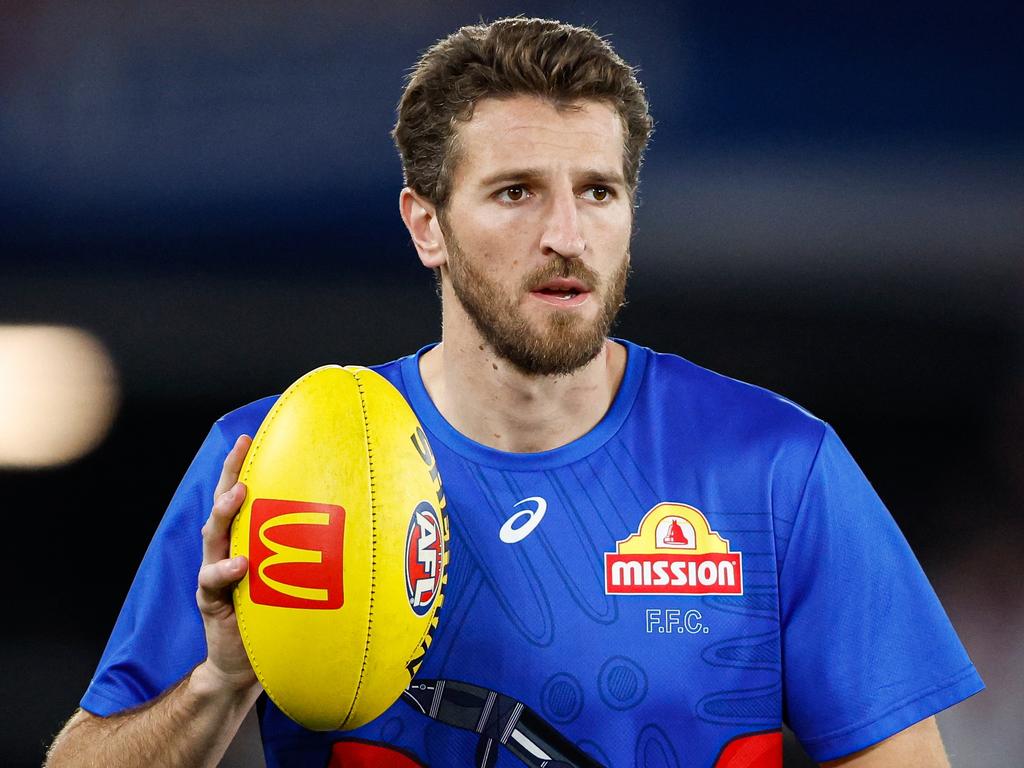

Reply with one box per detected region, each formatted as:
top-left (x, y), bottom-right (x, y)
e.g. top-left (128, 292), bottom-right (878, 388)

top-left (405, 501), bottom-right (444, 616)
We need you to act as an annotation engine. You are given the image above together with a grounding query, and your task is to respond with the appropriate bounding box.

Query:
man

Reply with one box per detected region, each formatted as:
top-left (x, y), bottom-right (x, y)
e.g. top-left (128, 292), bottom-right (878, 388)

top-left (46, 18), bottom-right (982, 768)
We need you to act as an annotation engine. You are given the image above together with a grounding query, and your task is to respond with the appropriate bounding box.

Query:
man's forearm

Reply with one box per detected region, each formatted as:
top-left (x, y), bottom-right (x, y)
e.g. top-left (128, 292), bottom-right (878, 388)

top-left (820, 716), bottom-right (950, 768)
top-left (45, 661), bottom-right (262, 768)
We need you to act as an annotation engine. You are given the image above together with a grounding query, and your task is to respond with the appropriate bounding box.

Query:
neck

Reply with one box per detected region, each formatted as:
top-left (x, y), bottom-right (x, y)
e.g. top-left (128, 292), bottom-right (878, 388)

top-left (418, 315), bottom-right (627, 454)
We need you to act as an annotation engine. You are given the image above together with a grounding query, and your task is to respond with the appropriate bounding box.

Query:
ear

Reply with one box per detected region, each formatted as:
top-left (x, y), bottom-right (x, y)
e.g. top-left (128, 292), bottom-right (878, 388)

top-left (399, 187), bottom-right (448, 269)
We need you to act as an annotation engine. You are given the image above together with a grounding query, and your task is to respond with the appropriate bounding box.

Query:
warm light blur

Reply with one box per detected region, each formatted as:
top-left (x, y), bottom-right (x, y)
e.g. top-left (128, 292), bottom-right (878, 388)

top-left (0, 325), bottom-right (119, 468)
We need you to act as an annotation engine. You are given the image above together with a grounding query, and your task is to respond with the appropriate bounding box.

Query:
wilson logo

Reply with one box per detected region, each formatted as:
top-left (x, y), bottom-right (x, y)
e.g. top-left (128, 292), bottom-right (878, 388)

top-left (249, 498), bottom-right (345, 610)
top-left (406, 501), bottom-right (443, 616)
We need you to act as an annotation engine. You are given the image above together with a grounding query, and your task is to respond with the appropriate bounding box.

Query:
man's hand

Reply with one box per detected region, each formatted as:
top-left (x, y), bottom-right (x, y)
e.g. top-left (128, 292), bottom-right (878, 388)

top-left (46, 434), bottom-right (263, 768)
top-left (195, 433), bottom-right (259, 693)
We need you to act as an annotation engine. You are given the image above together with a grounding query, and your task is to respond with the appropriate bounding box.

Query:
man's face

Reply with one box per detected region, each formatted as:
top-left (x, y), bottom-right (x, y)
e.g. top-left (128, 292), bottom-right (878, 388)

top-left (439, 95), bottom-right (633, 376)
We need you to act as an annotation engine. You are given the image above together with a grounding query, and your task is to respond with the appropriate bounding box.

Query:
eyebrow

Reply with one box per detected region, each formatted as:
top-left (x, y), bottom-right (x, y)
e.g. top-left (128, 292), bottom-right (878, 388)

top-left (476, 167), bottom-right (627, 188)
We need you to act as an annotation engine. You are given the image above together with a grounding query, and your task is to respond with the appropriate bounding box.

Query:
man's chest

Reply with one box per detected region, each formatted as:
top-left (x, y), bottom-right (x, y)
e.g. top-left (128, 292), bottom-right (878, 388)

top-left (414, 448), bottom-right (784, 758)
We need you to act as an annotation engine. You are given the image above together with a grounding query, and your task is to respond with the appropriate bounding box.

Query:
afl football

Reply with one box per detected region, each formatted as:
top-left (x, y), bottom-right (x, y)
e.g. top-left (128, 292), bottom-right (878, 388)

top-left (229, 365), bottom-right (448, 731)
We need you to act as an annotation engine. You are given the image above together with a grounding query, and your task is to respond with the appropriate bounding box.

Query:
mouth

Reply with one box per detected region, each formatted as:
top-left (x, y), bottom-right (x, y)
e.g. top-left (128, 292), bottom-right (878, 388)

top-left (529, 277), bottom-right (591, 307)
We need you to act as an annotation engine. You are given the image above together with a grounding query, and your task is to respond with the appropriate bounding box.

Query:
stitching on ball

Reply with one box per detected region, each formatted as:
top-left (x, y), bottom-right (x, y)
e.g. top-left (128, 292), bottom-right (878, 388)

top-left (231, 366), bottom-right (324, 726)
top-left (343, 368), bottom-right (377, 727)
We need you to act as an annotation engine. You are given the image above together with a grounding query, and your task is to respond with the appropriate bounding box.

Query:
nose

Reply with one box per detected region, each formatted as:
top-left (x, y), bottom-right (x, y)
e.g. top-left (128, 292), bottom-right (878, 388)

top-left (539, 190), bottom-right (586, 259)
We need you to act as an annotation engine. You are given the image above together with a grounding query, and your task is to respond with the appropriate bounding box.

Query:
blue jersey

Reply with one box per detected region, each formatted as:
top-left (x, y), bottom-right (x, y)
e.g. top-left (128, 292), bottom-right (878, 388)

top-left (82, 340), bottom-right (983, 767)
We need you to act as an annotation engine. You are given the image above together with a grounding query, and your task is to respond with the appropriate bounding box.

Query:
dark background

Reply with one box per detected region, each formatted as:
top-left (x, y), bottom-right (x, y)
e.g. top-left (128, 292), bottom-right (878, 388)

top-left (2, 2), bottom-right (1021, 766)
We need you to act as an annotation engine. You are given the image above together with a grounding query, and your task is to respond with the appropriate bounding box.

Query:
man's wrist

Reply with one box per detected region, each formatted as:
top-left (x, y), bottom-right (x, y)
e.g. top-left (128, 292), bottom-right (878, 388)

top-left (188, 660), bottom-right (261, 708)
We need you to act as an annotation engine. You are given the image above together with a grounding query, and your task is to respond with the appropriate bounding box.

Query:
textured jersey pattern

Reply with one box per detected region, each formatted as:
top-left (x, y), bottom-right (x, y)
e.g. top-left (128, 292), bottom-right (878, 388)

top-left (82, 340), bottom-right (983, 767)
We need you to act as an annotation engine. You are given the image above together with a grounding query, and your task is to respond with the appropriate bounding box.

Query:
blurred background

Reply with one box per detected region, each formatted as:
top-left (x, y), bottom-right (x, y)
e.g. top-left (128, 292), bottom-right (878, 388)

top-left (1, 1), bottom-right (1020, 765)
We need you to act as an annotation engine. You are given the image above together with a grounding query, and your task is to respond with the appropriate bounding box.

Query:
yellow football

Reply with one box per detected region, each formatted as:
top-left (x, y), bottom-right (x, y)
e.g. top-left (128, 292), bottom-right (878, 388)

top-left (229, 365), bottom-right (448, 731)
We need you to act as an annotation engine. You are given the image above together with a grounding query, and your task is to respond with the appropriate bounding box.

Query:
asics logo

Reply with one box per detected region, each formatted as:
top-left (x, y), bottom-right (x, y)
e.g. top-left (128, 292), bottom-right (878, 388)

top-left (499, 496), bottom-right (547, 544)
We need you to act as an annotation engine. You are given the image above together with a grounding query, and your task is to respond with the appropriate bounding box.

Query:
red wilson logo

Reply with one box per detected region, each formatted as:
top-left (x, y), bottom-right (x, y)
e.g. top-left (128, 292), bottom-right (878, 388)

top-left (605, 503), bottom-right (743, 595)
top-left (248, 498), bottom-right (345, 610)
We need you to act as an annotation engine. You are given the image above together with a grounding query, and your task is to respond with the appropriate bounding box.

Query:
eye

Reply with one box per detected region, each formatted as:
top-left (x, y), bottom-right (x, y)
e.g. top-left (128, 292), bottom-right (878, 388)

top-left (582, 186), bottom-right (612, 202)
top-left (497, 186), bottom-right (529, 203)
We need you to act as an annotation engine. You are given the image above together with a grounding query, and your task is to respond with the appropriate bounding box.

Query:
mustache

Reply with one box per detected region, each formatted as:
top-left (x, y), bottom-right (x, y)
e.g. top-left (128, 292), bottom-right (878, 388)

top-left (522, 257), bottom-right (600, 292)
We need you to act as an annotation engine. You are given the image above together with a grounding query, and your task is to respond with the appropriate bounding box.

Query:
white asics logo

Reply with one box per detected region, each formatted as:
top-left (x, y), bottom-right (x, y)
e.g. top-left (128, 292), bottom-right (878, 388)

top-left (499, 496), bottom-right (547, 543)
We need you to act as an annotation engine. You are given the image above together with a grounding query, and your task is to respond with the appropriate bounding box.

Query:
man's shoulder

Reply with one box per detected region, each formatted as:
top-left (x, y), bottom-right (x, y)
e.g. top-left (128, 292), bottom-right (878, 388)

top-left (210, 357), bottom-right (410, 440)
top-left (634, 341), bottom-right (826, 445)
top-left (214, 394), bottom-right (280, 440)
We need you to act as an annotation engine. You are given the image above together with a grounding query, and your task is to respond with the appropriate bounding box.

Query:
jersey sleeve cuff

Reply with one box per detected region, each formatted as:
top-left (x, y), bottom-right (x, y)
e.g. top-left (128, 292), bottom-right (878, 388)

top-left (798, 664), bottom-right (985, 762)
top-left (81, 684), bottom-right (142, 717)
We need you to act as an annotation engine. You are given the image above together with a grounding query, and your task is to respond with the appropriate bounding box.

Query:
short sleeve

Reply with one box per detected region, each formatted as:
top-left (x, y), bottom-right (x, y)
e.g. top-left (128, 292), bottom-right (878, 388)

top-left (779, 425), bottom-right (984, 762)
top-left (81, 423), bottom-right (232, 716)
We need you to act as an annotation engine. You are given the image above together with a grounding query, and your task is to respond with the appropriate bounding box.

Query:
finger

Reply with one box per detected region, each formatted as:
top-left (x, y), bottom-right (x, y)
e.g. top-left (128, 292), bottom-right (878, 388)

top-left (197, 556), bottom-right (248, 614)
top-left (214, 434), bottom-right (252, 499)
top-left (201, 481), bottom-right (247, 565)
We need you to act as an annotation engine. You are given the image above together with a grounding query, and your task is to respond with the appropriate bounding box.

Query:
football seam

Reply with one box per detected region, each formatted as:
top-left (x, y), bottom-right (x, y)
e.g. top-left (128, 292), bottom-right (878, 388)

top-left (344, 369), bottom-right (377, 727)
top-left (230, 366), bottom-right (319, 728)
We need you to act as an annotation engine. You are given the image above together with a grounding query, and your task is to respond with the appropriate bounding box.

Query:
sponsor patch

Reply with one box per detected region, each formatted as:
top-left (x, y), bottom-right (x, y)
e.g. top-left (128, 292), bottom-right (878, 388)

top-left (249, 498), bottom-right (345, 609)
top-left (605, 503), bottom-right (743, 595)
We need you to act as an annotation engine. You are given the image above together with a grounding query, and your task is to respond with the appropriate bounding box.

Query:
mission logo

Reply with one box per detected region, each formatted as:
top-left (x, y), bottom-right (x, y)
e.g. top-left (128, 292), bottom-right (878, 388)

top-left (605, 503), bottom-right (743, 595)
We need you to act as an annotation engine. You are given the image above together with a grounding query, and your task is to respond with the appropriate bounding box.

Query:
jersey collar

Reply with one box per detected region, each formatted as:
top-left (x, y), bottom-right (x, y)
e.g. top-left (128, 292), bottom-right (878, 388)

top-left (399, 338), bottom-right (648, 470)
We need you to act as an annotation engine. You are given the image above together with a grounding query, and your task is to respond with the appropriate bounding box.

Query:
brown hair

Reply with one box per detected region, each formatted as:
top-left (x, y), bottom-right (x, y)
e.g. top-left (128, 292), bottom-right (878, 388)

top-left (392, 17), bottom-right (654, 210)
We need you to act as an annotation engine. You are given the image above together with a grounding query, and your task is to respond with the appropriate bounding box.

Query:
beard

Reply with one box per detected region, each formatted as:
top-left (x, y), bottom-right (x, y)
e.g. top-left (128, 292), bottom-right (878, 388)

top-left (444, 235), bottom-right (630, 377)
